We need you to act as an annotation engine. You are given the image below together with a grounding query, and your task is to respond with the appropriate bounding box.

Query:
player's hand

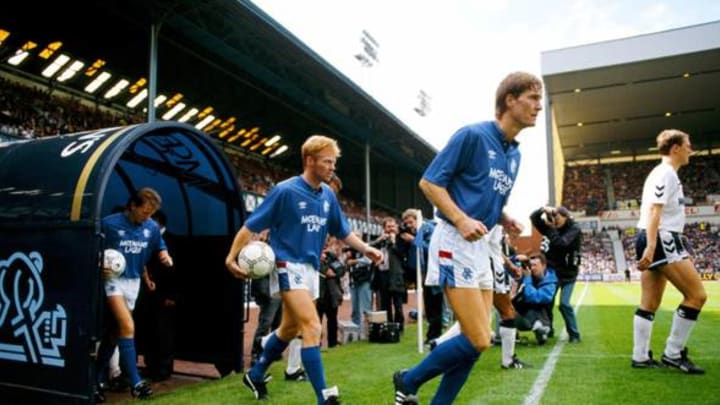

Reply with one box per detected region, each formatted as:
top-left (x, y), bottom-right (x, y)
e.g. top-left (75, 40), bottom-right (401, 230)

top-left (146, 279), bottom-right (156, 292)
top-left (502, 217), bottom-right (524, 238)
top-left (637, 247), bottom-right (654, 271)
top-left (225, 257), bottom-right (249, 279)
top-left (456, 217), bottom-right (488, 242)
top-left (364, 246), bottom-right (384, 265)
top-left (101, 267), bottom-right (113, 280)
top-left (159, 253), bottom-right (173, 268)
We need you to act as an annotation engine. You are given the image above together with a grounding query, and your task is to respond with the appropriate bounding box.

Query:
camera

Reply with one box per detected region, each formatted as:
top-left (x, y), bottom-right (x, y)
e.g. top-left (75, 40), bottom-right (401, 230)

top-left (375, 238), bottom-right (393, 249)
top-left (512, 258), bottom-right (530, 270)
top-left (399, 222), bottom-right (413, 235)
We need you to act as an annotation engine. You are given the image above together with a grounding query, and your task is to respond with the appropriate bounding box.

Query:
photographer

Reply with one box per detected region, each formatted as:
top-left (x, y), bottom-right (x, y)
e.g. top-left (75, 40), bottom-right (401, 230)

top-left (513, 253), bottom-right (558, 345)
top-left (371, 217), bottom-right (407, 331)
top-left (530, 205), bottom-right (582, 343)
top-left (345, 231), bottom-right (373, 328)
top-left (317, 238), bottom-right (346, 348)
top-left (396, 208), bottom-right (440, 342)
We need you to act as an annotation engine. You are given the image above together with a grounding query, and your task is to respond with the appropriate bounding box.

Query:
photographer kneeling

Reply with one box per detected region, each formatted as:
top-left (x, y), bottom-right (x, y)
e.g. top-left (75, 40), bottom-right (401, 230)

top-left (513, 253), bottom-right (558, 345)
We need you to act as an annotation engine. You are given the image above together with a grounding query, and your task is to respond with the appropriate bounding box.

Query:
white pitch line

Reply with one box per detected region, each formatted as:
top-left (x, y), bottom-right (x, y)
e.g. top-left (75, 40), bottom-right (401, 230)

top-left (522, 282), bottom-right (590, 405)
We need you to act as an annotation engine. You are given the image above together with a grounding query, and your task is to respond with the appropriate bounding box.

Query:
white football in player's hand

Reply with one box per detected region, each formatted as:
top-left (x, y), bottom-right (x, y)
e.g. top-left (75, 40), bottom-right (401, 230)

top-left (238, 241), bottom-right (275, 279)
top-left (103, 248), bottom-right (126, 278)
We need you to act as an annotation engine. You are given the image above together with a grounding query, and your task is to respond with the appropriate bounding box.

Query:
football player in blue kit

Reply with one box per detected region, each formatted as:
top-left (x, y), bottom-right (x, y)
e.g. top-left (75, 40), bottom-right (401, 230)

top-left (96, 187), bottom-right (173, 401)
top-left (226, 135), bottom-right (383, 405)
top-left (631, 129), bottom-right (706, 374)
top-left (393, 71), bottom-right (543, 405)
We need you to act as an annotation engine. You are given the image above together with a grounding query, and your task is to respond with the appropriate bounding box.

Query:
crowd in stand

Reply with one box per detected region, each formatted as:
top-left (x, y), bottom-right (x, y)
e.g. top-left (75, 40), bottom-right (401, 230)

top-left (562, 164), bottom-right (608, 214)
top-left (564, 156), bottom-right (720, 213)
top-left (0, 77), bottom-right (142, 138)
top-left (0, 76), bottom-right (389, 230)
top-left (579, 232), bottom-right (615, 274)
top-left (579, 222), bottom-right (720, 276)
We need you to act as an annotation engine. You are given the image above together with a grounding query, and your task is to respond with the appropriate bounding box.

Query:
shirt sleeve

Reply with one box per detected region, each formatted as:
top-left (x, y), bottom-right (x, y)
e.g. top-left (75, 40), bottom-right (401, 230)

top-left (422, 126), bottom-right (478, 187)
top-left (245, 185), bottom-right (284, 233)
top-left (646, 168), bottom-right (676, 205)
top-left (328, 191), bottom-right (351, 240)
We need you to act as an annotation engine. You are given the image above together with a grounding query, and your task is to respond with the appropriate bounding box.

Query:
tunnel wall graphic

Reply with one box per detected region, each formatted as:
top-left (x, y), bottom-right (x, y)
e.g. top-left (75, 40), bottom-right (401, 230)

top-left (0, 122), bottom-right (246, 404)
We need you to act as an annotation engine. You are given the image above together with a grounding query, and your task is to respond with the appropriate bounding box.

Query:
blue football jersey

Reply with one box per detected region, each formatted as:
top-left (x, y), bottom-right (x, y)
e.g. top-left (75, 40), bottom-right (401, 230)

top-left (102, 212), bottom-right (167, 279)
top-left (245, 176), bottom-right (351, 270)
top-left (423, 121), bottom-right (521, 228)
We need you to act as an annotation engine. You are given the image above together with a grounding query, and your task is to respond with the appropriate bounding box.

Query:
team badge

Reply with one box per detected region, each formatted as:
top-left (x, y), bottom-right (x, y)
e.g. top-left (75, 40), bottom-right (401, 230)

top-left (510, 159), bottom-right (517, 175)
top-left (298, 201), bottom-right (307, 210)
top-left (143, 229), bottom-right (151, 238)
top-left (323, 201), bottom-right (330, 213)
top-left (118, 230), bottom-right (125, 237)
top-left (488, 150), bottom-right (496, 160)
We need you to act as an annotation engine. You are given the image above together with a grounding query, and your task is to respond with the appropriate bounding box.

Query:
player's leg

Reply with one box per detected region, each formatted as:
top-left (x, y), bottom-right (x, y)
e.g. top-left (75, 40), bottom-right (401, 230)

top-left (106, 291), bottom-right (150, 398)
top-left (632, 268), bottom-right (666, 366)
top-left (428, 287), bottom-right (490, 404)
top-left (659, 258), bottom-right (707, 373)
top-left (284, 288), bottom-right (335, 404)
top-left (494, 292), bottom-right (527, 368)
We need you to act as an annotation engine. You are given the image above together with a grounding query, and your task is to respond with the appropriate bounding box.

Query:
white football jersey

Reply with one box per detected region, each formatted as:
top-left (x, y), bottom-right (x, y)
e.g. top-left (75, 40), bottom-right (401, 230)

top-left (637, 162), bottom-right (685, 232)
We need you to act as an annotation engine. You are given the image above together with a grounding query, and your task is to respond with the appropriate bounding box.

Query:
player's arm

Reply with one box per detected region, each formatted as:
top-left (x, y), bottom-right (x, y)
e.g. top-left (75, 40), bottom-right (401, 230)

top-left (142, 266), bottom-right (156, 291)
top-left (500, 211), bottom-right (523, 238)
top-left (225, 225), bottom-right (253, 279)
top-left (157, 249), bottom-right (173, 267)
top-left (343, 231), bottom-right (383, 266)
top-left (419, 178), bottom-right (487, 241)
top-left (638, 203), bottom-right (663, 270)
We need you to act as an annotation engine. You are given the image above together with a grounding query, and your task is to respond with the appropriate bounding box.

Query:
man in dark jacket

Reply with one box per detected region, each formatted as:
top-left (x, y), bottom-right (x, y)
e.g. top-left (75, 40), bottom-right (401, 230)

top-left (372, 217), bottom-right (407, 331)
top-left (530, 206), bottom-right (582, 343)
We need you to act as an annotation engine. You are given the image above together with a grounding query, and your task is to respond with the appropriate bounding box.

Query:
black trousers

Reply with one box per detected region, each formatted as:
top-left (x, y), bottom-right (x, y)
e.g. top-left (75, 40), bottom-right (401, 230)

top-left (317, 304), bottom-right (339, 347)
top-left (379, 289), bottom-right (405, 331)
top-left (424, 287), bottom-right (444, 340)
top-left (143, 300), bottom-right (176, 380)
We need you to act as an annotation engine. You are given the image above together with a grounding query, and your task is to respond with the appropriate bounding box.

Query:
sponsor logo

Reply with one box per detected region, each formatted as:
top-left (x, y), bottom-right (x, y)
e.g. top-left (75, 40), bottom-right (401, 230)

top-left (489, 167), bottom-right (513, 195)
top-left (301, 215), bottom-right (328, 233)
top-left (118, 239), bottom-right (149, 254)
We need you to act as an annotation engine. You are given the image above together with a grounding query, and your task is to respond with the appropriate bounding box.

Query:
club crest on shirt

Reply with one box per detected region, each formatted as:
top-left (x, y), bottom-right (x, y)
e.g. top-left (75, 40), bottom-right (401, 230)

top-left (323, 201), bottom-right (330, 213)
top-left (488, 150), bottom-right (496, 160)
top-left (298, 201), bottom-right (307, 210)
top-left (143, 229), bottom-right (151, 238)
top-left (509, 159), bottom-right (517, 175)
top-left (117, 230), bottom-right (125, 237)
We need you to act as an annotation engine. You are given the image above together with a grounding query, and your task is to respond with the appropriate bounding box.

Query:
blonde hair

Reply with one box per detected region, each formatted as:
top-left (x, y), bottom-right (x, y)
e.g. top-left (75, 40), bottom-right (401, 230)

top-left (656, 129), bottom-right (689, 156)
top-left (402, 208), bottom-right (419, 221)
top-left (301, 135), bottom-right (341, 165)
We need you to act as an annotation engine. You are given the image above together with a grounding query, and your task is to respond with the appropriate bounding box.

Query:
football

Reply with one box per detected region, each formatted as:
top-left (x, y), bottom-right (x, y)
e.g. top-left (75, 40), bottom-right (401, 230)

top-left (238, 240), bottom-right (276, 279)
top-left (103, 248), bottom-right (126, 278)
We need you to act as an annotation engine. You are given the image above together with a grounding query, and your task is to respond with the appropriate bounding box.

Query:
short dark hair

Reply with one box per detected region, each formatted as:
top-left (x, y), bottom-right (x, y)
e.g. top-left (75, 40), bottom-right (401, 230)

top-left (529, 252), bottom-right (546, 265)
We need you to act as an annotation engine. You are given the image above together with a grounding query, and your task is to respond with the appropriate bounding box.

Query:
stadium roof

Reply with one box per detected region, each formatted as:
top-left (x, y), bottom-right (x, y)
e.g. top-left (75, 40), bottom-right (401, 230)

top-left (0, 0), bottom-right (437, 214)
top-left (541, 20), bottom-right (720, 163)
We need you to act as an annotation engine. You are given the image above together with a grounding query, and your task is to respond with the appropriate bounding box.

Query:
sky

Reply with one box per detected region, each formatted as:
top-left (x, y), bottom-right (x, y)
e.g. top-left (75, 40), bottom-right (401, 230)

top-left (251, 0), bottom-right (720, 228)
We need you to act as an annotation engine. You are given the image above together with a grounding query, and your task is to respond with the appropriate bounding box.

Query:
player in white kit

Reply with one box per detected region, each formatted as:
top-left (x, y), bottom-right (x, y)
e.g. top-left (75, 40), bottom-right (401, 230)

top-left (631, 129), bottom-right (706, 374)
